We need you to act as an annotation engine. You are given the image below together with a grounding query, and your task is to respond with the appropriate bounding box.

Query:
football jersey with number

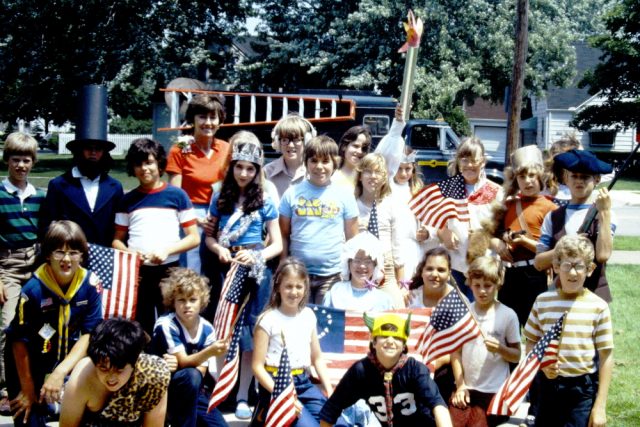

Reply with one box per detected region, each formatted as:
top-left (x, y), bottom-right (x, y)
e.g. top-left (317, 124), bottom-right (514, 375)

top-left (320, 356), bottom-right (446, 426)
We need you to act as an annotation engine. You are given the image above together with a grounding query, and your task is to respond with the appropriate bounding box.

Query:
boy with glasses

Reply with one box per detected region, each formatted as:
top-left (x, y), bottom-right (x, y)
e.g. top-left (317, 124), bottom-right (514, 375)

top-left (525, 235), bottom-right (613, 427)
top-left (265, 114), bottom-right (316, 198)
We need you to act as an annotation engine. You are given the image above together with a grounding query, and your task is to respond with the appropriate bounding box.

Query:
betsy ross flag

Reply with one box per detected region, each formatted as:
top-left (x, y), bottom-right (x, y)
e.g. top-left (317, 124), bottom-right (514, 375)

top-left (409, 174), bottom-right (469, 229)
top-left (88, 244), bottom-right (141, 320)
top-left (487, 313), bottom-right (566, 416)
top-left (265, 346), bottom-right (297, 427)
top-left (417, 290), bottom-right (481, 368)
top-left (312, 305), bottom-right (432, 386)
top-left (208, 305), bottom-right (246, 411)
top-left (213, 263), bottom-right (250, 340)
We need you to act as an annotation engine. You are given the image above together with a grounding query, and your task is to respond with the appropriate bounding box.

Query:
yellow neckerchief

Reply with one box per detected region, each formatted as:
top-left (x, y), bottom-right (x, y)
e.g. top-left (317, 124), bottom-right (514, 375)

top-left (34, 264), bottom-right (87, 362)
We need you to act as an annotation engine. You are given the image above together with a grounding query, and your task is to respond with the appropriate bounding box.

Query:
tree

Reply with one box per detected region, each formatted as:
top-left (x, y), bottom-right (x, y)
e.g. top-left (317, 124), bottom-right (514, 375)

top-left (241, 0), bottom-right (612, 124)
top-left (0, 0), bottom-right (248, 129)
top-left (572, 0), bottom-right (640, 131)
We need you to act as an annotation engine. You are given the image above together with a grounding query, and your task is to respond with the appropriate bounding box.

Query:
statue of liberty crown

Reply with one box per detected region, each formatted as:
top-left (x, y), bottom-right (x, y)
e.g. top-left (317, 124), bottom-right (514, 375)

top-left (232, 141), bottom-right (264, 166)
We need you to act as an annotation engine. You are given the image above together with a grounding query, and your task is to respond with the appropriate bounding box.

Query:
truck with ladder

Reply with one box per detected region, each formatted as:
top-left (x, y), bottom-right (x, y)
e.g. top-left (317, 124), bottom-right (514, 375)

top-left (154, 87), bottom-right (504, 183)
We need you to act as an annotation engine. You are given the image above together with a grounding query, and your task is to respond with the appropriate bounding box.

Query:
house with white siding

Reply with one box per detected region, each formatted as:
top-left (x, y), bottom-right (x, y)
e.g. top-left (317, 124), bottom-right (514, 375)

top-left (531, 41), bottom-right (636, 154)
top-left (466, 41), bottom-right (637, 158)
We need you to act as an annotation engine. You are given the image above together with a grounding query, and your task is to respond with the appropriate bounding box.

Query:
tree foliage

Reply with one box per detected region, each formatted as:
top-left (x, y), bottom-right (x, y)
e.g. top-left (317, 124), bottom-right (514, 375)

top-left (0, 0), bottom-right (249, 127)
top-left (241, 0), bottom-right (612, 124)
top-left (572, 0), bottom-right (640, 131)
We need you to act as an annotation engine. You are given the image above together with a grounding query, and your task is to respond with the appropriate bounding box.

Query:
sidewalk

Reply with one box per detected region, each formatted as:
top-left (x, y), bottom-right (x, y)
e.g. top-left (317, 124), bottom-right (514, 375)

top-left (609, 250), bottom-right (640, 264)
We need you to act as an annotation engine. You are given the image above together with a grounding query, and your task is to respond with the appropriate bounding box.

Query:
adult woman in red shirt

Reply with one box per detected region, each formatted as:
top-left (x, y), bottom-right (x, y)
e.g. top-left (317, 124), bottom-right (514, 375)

top-left (166, 94), bottom-right (230, 274)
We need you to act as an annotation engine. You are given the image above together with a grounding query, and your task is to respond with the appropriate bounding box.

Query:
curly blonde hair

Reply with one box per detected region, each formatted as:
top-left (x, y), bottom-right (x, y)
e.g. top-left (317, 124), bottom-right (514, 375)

top-left (160, 267), bottom-right (210, 310)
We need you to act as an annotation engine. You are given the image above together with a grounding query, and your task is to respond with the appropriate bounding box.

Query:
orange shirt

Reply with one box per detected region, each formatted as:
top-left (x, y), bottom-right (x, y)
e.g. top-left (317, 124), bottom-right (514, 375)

top-left (166, 139), bottom-right (230, 205)
top-left (504, 194), bottom-right (557, 261)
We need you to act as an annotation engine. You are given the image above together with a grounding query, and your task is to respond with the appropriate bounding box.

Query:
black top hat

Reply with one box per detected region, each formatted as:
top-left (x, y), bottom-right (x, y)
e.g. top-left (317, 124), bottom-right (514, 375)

top-left (66, 85), bottom-right (116, 152)
top-left (554, 149), bottom-right (613, 175)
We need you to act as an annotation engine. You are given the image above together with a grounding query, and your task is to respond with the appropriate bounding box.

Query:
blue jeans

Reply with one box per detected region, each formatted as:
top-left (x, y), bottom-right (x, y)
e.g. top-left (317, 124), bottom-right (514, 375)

top-left (535, 373), bottom-right (596, 427)
top-left (180, 204), bottom-right (209, 274)
top-left (252, 372), bottom-right (326, 427)
top-left (168, 368), bottom-right (227, 427)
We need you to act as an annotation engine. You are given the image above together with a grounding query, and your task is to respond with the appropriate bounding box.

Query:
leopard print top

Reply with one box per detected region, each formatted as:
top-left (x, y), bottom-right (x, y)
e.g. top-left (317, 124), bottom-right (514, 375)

top-left (81, 353), bottom-right (170, 426)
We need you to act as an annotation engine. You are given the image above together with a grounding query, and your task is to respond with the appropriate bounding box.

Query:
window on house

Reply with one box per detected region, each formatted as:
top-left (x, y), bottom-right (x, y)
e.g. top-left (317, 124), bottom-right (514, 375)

top-left (589, 130), bottom-right (616, 146)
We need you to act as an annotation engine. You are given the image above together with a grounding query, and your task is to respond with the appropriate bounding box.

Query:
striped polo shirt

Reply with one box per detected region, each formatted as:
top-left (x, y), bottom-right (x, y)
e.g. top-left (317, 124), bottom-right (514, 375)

top-left (0, 179), bottom-right (44, 249)
top-left (524, 288), bottom-right (613, 377)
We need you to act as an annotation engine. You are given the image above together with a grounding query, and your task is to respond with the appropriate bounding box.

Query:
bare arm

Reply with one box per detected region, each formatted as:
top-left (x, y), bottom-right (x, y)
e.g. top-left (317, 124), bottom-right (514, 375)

top-left (59, 358), bottom-right (92, 427)
top-left (279, 215), bottom-right (291, 261)
top-left (251, 326), bottom-right (275, 393)
top-left (450, 350), bottom-right (469, 409)
top-left (168, 173), bottom-right (182, 188)
top-left (310, 328), bottom-right (333, 396)
top-left (344, 217), bottom-right (359, 241)
top-left (433, 405), bottom-right (454, 427)
top-left (484, 337), bottom-right (521, 364)
top-left (594, 188), bottom-right (613, 264)
top-left (590, 348), bottom-right (613, 427)
top-left (534, 249), bottom-right (554, 271)
top-left (260, 218), bottom-right (283, 261)
top-left (41, 334), bottom-right (91, 403)
top-left (10, 341), bottom-right (37, 423)
top-left (112, 227), bottom-right (130, 252)
top-left (142, 387), bottom-right (168, 427)
top-left (174, 340), bottom-right (229, 369)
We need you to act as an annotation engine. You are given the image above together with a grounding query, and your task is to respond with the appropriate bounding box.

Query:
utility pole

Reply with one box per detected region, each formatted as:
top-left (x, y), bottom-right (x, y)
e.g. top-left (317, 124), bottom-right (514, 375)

top-left (505, 0), bottom-right (529, 166)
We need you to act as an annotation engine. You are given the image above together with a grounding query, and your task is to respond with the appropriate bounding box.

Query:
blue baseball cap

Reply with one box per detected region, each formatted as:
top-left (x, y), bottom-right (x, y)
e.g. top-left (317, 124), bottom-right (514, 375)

top-left (554, 149), bottom-right (612, 175)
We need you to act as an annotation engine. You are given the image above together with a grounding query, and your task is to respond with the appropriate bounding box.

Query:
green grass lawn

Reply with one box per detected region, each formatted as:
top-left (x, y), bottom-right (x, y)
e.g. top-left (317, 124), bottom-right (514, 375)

top-left (17, 153), bottom-right (143, 190)
top-left (606, 264), bottom-right (640, 426)
top-left (600, 176), bottom-right (640, 192)
top-left (613, 236), bottom-right (640, 251)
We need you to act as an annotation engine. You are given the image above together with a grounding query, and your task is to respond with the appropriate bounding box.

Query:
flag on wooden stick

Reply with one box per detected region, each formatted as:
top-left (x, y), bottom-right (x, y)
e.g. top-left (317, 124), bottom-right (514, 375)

top-left (487, 313), bottom-right (566, 416)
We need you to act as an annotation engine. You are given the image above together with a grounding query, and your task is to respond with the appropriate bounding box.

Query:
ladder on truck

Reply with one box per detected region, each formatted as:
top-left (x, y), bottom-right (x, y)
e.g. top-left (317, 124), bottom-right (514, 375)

top-left (158, 88), bottom-right (357, 131)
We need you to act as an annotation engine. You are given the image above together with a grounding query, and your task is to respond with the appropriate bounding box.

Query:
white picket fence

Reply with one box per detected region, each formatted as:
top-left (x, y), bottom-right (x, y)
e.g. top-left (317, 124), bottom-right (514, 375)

top-left (57, 133), bottom-right (152, 155)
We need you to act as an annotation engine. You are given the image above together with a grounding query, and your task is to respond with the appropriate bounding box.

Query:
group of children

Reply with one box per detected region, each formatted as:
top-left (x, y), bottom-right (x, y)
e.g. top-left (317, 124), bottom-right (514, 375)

top-left (0, 110), bottom-right (617, 427)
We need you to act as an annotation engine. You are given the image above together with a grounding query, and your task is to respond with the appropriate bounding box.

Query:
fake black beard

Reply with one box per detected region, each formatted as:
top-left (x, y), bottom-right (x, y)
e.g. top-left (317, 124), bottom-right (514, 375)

top-left (76, 158), bottom-right (104, 180)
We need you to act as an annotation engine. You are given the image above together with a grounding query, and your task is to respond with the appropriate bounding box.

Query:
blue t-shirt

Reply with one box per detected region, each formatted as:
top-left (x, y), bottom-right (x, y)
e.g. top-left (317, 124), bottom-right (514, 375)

top-left (208, 193), bottom-right (278, 246)
top-left (279, 179), bottom-right (358, 276)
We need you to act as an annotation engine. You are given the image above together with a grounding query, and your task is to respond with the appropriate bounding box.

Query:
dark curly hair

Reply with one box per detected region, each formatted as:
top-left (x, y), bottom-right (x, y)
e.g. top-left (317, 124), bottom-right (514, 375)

top-left (216, 159), bottom-right (264, 215)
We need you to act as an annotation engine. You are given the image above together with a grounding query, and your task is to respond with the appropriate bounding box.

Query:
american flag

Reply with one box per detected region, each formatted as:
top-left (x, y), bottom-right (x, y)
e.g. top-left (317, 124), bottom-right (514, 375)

top-left (265, 346), bottom-right (297, 427)
top-left (312, 305), bottom-right (432, 386)
top-left (208, 306), bottom-right (246, 411)
top-left (213, 263), bottom-right (250, 340)
top-left (417, 290), bottom-right (482, 368)
top-left (367, 200), bottom-right (380, 238)
top-left (88, 244), bottom-right (141, 320)
top-left (409, 174), bottom-right (469, 229)
top-left (487, 313), bottom-right (566, 416)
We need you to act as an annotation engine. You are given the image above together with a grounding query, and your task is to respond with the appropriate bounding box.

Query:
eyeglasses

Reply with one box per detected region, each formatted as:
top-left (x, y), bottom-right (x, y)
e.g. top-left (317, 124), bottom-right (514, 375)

top-left (280, 138), bottom-right (303, 146)
top-left (51, 250), bottom-right (83, 261)
top-left (559, 261), bottom-right (588, 273)
top-left (352, 257), bottom-right (375, 266)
